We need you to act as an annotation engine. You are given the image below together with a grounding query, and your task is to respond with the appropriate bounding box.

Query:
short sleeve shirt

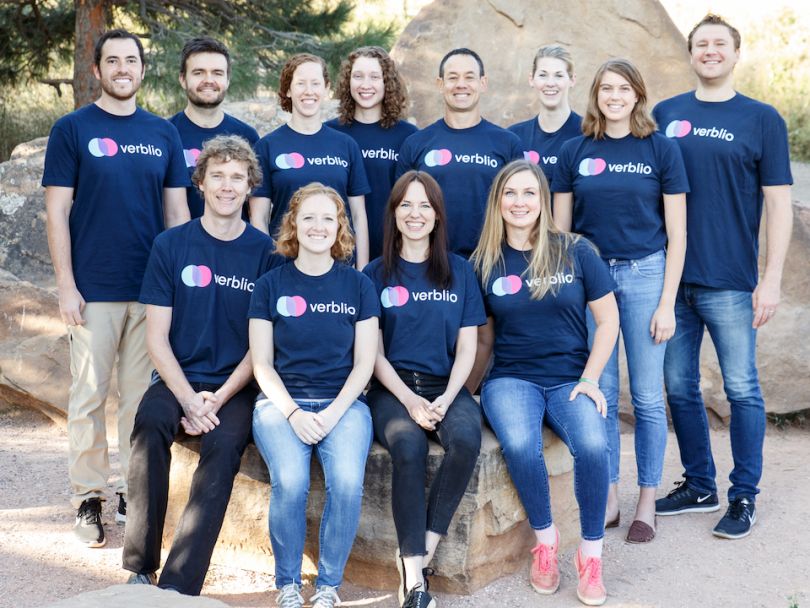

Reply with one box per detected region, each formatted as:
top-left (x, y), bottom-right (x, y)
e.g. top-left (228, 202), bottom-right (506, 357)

top-left (508, 111), bottom-right (582, 189)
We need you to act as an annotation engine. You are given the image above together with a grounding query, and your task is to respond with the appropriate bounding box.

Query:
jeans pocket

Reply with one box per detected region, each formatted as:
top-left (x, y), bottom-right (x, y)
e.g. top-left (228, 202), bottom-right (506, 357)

top-left (633, 251), bottom-right (666, 279)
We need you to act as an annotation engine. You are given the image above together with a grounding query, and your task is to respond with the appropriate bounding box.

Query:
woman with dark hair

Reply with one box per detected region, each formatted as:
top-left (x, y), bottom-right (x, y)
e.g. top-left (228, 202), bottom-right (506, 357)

top-left (363, 171), bottom-right (486, 608)
top-left (328, 46), bottom-right (417, 260)
top-left (553, 58), bottom-right (688, 543)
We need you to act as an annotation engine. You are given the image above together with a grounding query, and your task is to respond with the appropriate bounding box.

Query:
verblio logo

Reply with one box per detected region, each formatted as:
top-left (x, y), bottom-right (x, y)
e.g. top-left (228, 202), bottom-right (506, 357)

top-left (275, 152), bottom-right (305, 170)
top-left (424, 149), bottom-right (452, 167)
top-left (524, 150), bottom-right (540, 164)
top-left (381, 286), bottom-right (409, 308)
top-left (578, 158), bottom-right (607, 177)
top-left (665, 120), bottom-right (692, 138)
top-left (277, 295), bottom-right (307, 317)
top-left (492, 275), bottom-right (522, 296)
top-left (181, 265), bottom-right (212, 288)
top-left (183, 148), bottom-right (201, 167)
top-left (88, 138), bottom-right (118, 158)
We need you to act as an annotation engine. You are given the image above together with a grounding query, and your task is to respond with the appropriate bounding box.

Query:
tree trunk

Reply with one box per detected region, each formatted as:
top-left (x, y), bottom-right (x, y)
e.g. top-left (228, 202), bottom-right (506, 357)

top-left (72, 0), bottom-right (111, 109)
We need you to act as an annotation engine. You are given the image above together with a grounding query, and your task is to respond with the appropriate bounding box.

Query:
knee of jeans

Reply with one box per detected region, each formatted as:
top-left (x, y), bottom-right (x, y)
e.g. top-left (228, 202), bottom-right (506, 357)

top-left (270, 466), bottom-right (310, 499)
top-left (723, 376), bottom-right (763, 406)
top-left (132, 404), bottom-right (175, 443)
top-left (574, 433), bottom-right (609, 469)
top-left (326, 468), bottom-right (366, 500)
top-left (499, 432), bottom-right (538, 464)
top-left (629, 389), bottom-right (667, 418)
top-left (389, 438), bottom-right (428, 470)
top-left (445, 431), bottom-right (482, 462)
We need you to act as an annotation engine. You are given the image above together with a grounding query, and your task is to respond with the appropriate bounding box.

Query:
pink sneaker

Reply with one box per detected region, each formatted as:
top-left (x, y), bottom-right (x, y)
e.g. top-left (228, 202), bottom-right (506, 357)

top-left (575, 549), bottom-right (607, 606)
top-left (530, 527), bottom-right (560, 594)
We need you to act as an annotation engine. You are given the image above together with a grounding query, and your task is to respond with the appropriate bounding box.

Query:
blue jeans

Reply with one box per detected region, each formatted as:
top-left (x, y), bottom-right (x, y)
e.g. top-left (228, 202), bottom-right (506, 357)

top-left (587, 249), bottom-right (668, 487)
top-left (481, 377), bottom-right (609, 540)
top-left (663, 284), bottom-right (764, 501)
top-left (252, 398), bottom-right (373, 588)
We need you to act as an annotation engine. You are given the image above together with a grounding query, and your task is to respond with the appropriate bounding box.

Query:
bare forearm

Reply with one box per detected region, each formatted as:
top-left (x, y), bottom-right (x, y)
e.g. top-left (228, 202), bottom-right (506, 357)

top-left (249, 197), bottom-right (271, 235)
top-left (214, 353), bottom-right (254, 406)
top-left (762, 188), bottom-right (793, 285)
top-left (253, 361), bottom-right (298, 416)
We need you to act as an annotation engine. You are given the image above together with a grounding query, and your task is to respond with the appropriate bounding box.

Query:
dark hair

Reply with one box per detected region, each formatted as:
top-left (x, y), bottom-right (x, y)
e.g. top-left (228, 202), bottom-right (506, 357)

top-left (93, 29), bottom-right (144, 67)
top-left (180, 36), bottom-right (231, 76)
top-left (688, 13), bottom-right (741, 51)
top-left (278, 53), bottom-right (330, 113)
top-left (382, 171), bottom-right (451, 290)
top-left (191, 135), bottom-right (262, 192)
top-left (439, 48), bottom-right (485, 78)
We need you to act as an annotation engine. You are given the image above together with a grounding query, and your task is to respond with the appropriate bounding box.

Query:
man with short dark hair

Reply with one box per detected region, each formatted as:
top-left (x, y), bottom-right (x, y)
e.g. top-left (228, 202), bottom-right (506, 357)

top-left (653, 14), bottom-right (793, 539)
top-left (395, 48), bottom-right (522, 256)
top-left (170, 36), bottom-right (260, 219)
top-left (43, 29), bottom-right (190, 547)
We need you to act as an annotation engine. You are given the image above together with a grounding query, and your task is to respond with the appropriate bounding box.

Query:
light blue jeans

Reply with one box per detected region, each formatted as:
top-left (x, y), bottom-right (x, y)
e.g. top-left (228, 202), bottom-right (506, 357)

top-left (588, 249), bottom-right (668, 488)
top-left (482, 377), bottom-right (609, 540)
top-left (252, 398), bottom-right (372, 588)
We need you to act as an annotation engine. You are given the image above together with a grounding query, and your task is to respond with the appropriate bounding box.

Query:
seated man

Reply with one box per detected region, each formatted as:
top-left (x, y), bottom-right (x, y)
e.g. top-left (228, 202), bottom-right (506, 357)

top-left (122, 135), bottom-right (284, 594)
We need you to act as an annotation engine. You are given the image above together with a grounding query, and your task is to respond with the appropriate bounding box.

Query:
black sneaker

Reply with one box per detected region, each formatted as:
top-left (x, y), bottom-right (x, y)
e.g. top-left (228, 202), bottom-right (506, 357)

top-left (74, 497), bottom-right (105, 547)
top-left (127, 572), bottom-right (157, 585)
top-left (402, 584), bottom-right (436, 608)
top-left (712, 497), bottom-right (756, 539)
top-left (115, 492), bottom-right (127, 525)
top-left (655, 479), bottom-right (720, 515)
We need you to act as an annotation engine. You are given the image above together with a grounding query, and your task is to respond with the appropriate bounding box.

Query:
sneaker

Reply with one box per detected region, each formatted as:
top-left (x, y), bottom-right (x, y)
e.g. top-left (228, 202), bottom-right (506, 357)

top-left (115, 492), bottom-right (127, 525)
top-left (529, 527), bottom-right (560, 594)
top-left (311, 585), bottom-right (341, 608)
top-left (127, 572), bottom-right (156, 585)
top-left (73, 497), bottom-right (105, 547)
top-left (276, 582), bottom-right (303, 608)
top-left (402, 584), bottom-right (436, 608)
top-left (655, 479), bottom-right (720, 515)
top-left (712, 497), bottom-right (756, 539)
top-left (574, 549), bottom-right (607, 606)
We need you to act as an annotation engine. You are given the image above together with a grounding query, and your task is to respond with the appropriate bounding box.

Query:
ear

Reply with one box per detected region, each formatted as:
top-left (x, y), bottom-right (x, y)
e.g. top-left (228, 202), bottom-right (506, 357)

top-left (435, 76), bottom-right (444, 92)
top-left (480, 75), bottom-right (488, 92)
top-left (92, 63), bottom-right (101, 81)
top-left (179, 72), bottom-right (187, 89)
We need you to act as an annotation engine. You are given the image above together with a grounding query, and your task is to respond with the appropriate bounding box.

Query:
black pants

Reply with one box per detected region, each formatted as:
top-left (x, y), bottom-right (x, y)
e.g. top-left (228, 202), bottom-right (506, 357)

top-left (367, 370), bottom-right (482, 557)
top-left (122, 380), bottom-right (255, 595)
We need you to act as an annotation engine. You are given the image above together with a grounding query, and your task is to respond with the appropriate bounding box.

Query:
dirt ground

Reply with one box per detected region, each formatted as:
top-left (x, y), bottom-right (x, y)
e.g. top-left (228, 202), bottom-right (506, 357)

top-left (0, 401), bottom-right (807, 608)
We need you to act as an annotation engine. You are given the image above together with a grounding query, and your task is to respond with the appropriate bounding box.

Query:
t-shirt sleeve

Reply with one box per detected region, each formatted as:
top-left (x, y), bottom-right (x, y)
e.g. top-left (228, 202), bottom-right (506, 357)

top-left (394, 136), bottom-right (415, 179)
top-left (260, 238), bottom-right (286, 273)
top-left (658, 136), bottom-right (690, 194)
top-left (164, 126), bottom-right (193, 187)
top-left (347, 139), bottom-right (372, 196)
top-left (252, 139), bottom-right (272, 198)
top-left (244, 125), bottom-right (260, 146)
top-left (42, 121), bottom-right (78, 188)
top-left (508, 131), bottom-right (524, 161)
top-left (357, 273), bottom-right (381, 321)
top-left (248, 274), bottom-right (274, 320)
top-left (138, 238), bottom-right (174, 306)
top-left (460, 260), bottom-right (487, 327)
top-left (576, 241), bottom-right (615, 302)
top-left (552, 141), bottom-right (575, 193)
top-left (759, 106), bottom-right (793, 186)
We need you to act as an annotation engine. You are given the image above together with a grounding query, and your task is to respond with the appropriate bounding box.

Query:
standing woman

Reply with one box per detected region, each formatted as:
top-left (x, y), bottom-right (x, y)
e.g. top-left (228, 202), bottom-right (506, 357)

top-left (328, 46), bottom-right (417, 260)
top-left (250, 53), bottom-right (372, 267)
top-left (364, 171), bottom-right (486, 608)
top-left (468, 160), bottom-right (618, 606)
top-left (250, 184), bottom-right (379, 608)
top-left (553, 58), bottom-right (688, 543)
top-left (508, 44), bottom-right (582, 189)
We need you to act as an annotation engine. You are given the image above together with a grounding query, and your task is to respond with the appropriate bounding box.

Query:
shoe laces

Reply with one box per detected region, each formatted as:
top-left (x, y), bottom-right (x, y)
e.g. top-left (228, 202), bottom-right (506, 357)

top-left (727, 498), bottom-right (751, 520)
top-left (581, 555), bottom-right (603, 588)
top-left (531, 541), bottom-right (555, 573)
top-left (277, 583), bottom-right (303, 608)
top-left (665, 478), bottom-right (688, 498)
top-left (402, 584), bottom-right (429, 608)
top-left (311, 585), bottom-right (340, 608)
top-left (79, 499), bottom-right (102, 525)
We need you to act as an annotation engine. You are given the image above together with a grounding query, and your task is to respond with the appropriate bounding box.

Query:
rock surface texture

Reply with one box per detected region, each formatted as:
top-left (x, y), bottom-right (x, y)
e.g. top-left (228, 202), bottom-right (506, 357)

top-left (43, 585), bottom-right (230, 608)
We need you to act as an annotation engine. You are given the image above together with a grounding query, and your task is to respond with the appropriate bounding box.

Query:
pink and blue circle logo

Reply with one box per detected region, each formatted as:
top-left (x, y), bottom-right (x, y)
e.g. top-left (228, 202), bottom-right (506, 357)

top-left (523, 150), bottom-right (540, 164)
top-left (665, 120), bottom-right (692, 138)
top-left (181, 264), bottom-right (212, 288)
top-left (381, 286), bottom-right (409, 308)
top-left (492, 275), bottom-right (522, 296)
top-left (275, 152), bottom-right (305, 170)
top-left (88, 137), bottom-right (118, 158)
top-left (183, 148), bottom-right (201, 167)
top-left (578, 157), bottom-right (606, 177)
top-left (424, 149), bottom-right (452, 167)
top-left (276, 295), bottom-right (307, 317)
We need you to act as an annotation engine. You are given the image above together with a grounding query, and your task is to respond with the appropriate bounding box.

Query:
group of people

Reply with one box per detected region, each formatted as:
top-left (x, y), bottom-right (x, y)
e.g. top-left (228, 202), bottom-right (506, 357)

top-left (42, 11), bottom-right (793, 608)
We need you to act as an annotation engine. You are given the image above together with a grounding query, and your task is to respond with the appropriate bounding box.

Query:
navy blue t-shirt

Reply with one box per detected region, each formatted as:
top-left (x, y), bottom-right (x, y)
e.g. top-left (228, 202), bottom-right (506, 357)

top-left (248, 262), bottom-right (380, 399)
top-left (508, 111), bottom-right (582, 189)
top-left (395, 119), bottom-right (523, 256)
top-left (554, 132), bottom-right (689, 260)
top-left (42, 104), bottom-right (190, 301)
top-left (653, 92), bottom-right (793, 291)
top-left (482, 240), bottom-right (614, 387)
top-left (169, 111), bottom-right (260, 219)
top-left (363, 254), bottom-right (486, 377)
top-left (139, 220), bottom-right (282, 384)
top-left (326, 119), bottom-right (418, 260)
top-left (253, 124), bottom-right (371, 235)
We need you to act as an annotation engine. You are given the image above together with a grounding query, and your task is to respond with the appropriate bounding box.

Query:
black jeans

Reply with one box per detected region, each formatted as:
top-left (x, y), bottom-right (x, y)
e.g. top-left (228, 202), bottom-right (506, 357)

top-left (367, 370), bottom-right (482, 557)
top-left (122, 380), bottom-right (255, 595)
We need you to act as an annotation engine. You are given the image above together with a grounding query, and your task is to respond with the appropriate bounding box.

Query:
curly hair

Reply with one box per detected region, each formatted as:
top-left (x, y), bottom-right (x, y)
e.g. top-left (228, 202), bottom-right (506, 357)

top-left (277, 53), bottom-right (330, 114)
top-left (274, 183), bottom-right (354, 261)
top-left (192, 134), bottom-right (263, 192)
top-left (334, 46), bottom-right (408, 129)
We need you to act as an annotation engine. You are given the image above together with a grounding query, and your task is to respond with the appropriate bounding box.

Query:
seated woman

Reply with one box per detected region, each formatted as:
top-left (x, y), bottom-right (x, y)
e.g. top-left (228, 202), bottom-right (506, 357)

top-left (249, 183), bottom-right (379, 608)
top-left (364, 171), bottom-right (486, 608)
top-left (467, 160), bottom-right (619, 606)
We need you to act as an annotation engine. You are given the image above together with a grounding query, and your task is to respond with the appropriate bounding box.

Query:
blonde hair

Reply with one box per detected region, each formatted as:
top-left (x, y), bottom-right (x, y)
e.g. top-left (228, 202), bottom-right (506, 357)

top-left (471, 160), bottom-right (582, 300)
top-left (274, 183), bottom-right (354, 261)
top-left (532, 44), bottom-right (574, 77)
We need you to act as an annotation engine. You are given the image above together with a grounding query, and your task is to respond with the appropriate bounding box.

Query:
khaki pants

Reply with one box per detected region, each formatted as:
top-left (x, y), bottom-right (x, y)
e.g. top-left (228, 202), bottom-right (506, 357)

top-left (67, 301), bottom-right (151, 508)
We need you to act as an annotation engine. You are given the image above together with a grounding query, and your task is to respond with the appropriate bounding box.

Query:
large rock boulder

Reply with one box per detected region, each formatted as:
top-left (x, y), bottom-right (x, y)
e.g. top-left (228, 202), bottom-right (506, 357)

top-left (164, 427), bottom-right (577, 594)
top-left (43, 585), bottom-right (229, 608)
top-left (391, 0), bottom-right (695, 126)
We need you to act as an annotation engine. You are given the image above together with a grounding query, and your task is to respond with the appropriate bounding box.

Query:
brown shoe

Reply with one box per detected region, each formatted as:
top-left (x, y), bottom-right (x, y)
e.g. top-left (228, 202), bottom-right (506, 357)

top-left (625, 519), bottom-right (656, 543)
top-left (605, 511), bottom-right (620, 529)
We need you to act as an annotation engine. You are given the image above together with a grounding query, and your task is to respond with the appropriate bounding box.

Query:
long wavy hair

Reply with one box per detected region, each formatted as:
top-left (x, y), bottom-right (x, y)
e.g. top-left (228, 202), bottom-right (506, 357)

top-left (470, 160), bottom-right (581, 300)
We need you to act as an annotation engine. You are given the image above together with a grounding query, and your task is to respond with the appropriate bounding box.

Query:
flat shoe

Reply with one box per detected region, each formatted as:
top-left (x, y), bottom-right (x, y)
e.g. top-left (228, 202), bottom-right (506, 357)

top-left (625, 519), bottom-right (656, 543)
top-left (605, 511), bottom-right (620, 529)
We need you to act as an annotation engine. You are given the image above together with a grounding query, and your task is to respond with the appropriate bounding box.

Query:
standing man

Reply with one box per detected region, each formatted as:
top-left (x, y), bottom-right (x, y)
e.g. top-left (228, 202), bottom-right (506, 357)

top-left (395, 48), bottom-right (523, 256)
top-left (123, 135), bottom-right (283, 593)
top-left (653, 14), bottom-right (793, 539)
top-left (170, 36), bottom-right (260, 219)
top-left (43, 29), bottom-right (190, 547)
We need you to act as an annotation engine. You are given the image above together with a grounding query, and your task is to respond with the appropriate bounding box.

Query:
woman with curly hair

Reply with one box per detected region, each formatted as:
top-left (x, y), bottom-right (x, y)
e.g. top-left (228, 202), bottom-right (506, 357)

top-left (250, 183), bottom-right (380, 608)
top-left (251, 53), bottom-right (371, 267)
top-left (327, 46), bottom-right (417, 260)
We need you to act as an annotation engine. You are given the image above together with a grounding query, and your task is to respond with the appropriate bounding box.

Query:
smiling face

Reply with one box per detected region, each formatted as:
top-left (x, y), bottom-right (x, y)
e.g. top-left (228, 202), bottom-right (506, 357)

top-left (199, 158), bottom-right (250, 220)
top-left (287, 61), bottom-right (326, 118)
top-left (295, 193), bottom-right (339, 256)
top-left (437, 53), bottom-right (487, 114)
top-left (93, 38), bottom-right (144, 101)
top-left (690, 23), bottom-right (740, 84)
top-left (500, 169), bottom-right (541, 230)
top-left (395, 180), bottom-right (436, 245)
top-left (181, 52), bottom-right (229, 109)
top-left (350, 55), bottom-right (385, 111)
top-left (530, 56), bottom-right (574, 111)
top-left (597, 70), bottom-right (638, 126)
